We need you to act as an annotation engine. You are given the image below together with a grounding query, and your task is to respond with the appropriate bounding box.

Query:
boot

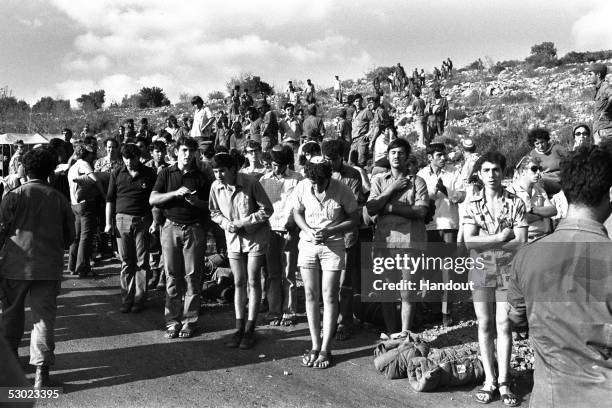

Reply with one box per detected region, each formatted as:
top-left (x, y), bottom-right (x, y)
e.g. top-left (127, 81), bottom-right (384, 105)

top-left (34, 366), bottom-right (50, 388)
top-left (147, 269), bottom-right (160, 289)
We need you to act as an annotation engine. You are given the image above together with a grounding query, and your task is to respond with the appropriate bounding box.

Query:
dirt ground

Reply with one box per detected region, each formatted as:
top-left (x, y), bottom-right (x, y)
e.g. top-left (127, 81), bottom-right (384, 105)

top-left (13, 259), bottom-right (533, 408)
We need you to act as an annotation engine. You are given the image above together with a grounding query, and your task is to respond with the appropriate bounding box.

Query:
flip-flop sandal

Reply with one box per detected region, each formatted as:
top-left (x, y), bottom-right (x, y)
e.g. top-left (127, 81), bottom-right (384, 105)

top-left (499, 382), bottom-right (520, 407)
top-left (280, 316), bottom-right (295, 326)
top-left (474, 385), bottom-right (498, 404)
top-left (312, 350), bottom-right (333, 369)
top-left (301, 349), bottom-right (319, 367)
top-left (335, 324), bottom-right (351, 341)
top-left (165, 326), bottom-right (180, 339)
top-left (178, 327), bottom-right (195, 338)
top-left (268, 318), bottom-right (282, 326)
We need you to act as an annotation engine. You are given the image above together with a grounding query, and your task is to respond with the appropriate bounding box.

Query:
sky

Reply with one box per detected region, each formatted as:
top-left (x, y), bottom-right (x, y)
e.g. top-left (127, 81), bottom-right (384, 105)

top-left (1, 0), bottom-right (611, 106)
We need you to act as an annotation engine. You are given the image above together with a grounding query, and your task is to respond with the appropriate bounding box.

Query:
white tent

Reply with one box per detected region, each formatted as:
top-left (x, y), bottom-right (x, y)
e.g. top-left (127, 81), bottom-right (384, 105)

top-left (0, 133), bottom-right (49, 145)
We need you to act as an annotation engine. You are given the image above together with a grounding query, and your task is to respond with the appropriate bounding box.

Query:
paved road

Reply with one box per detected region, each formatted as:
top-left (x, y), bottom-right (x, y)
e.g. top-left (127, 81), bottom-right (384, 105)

top-left (14, 260), bottom-right (532, 408)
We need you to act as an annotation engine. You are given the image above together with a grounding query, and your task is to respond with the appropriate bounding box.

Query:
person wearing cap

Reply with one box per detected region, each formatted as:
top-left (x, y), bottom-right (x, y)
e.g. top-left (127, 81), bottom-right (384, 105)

top-left (350, 94), bottom-right (374, 168)
top-left (209, 152), bottom-right (273, 349)
top-left (457, 138), bottom-right (481, 244)
top-left (293, 156), bottom-right (359, 368)
top-left (190, 96), bottom-right (215, 147)
top-left (259, 146), bottom-right (303, 326)
top-left (590, 63), bottom-right (612, 144)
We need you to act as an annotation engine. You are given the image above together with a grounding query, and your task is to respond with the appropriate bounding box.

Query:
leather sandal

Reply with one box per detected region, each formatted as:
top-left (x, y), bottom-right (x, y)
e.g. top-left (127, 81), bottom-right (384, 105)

top-left (475, 383), bottom-right (498, 404)
top-left (499, 382), bottom-right (520, 407)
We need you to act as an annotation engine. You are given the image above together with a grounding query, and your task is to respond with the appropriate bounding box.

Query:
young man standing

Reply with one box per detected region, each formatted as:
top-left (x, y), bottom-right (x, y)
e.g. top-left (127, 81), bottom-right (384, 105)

top-left (590, 63), bottom-right (612, 144)
top-left (333, 75), bottom-right (343, 102)
top-left (149, 136), bottom-right (211, 339)
top-left (322, 140), bottom-right (364, 341)
top-left (350, 94), bottom-right (374, 168)
top-left (508, 146), bottom-right (612, 407)
top-left (105, 144), bottom-right (157, 313)
top-left (190, 96), bottom-right (215, 148)
top-left (366, 138), bottom-right (429, 337)
top-left (411, 89), bottom-right (428, 147)
top-left (260, 147), bottom-right (303, 326)
top-left (145, 140), bottom-right (169, 290)
top-left (463, 152), bottom-right (527, 405)
top-left (0, 148), bottom-right (75, 387)
top-left (417, 142), bottom-right (465, 326)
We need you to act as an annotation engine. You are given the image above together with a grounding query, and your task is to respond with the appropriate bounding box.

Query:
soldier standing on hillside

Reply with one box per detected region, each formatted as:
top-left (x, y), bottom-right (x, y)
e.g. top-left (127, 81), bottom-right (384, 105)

top-left (590, 63), bottom-right (612, 144)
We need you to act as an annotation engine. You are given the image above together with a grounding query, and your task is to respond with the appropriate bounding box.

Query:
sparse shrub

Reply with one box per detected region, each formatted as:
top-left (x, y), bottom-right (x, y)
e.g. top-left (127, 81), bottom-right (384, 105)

top-left (226, 73), bottom-right (274, 96)
top-left (465, 90), bottom-right (483, 107)
top-left (471, 122), bottom-right (531, 176)
top-left (559, 50), bottom-right (612, 65)
top-left (138, 87), bottom-right (171, 108)
top-left (448, 109), bottom-right (468, 121)
top-left (499, 92), bottom-right (536, 105)
top-left (32, 97), bottom-right (71, 114)
top-left (77, 90), bottom-right (105, 111)
top-left (526, 41), bottom-right (558, 68)
top-left (208, 90), bottom-right (225, 100)
top-left (535, 103), bottom-right (573, 121)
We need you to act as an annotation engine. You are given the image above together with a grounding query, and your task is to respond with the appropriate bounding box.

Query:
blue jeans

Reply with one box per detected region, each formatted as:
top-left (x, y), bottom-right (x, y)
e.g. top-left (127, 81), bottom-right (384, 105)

top-left (161, 220), bottom-right (206, 328)
top-left (116, 213), bottom-right (151, 306)
top-left (68, 201), bottom-right (97, 275)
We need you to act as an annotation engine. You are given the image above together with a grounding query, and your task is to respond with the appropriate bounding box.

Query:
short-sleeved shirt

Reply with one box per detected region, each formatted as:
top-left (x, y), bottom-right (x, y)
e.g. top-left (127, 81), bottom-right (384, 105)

top-left (152, 164), bottom-right (211, 225)
top-left (336, 119), bottom-right (352, 144)
top-left (94, 156), bottom-right (122, 173)
top-left (191, 106), bottom-right (214, 139)
top-left (593, 81), bottom-right (612, 132)
top-left (412, 98), bottom-right (427, 119)
top-left (302, 115), bottom-right (325, 142)
top-left (67, 159), bottom-right (95, 205)
top-left (292, 178), bottom-right (358, 244)
top-left (416, 165), bottom-right (465, 231)
top-left (352, 108), bottom-right (374, 142)
top-left (260, 168), bottom-right (304, 231)
top-left (332, 164), bottom-right (363, 247)
top-left (462, 188), bottom-right (527, 288)
top-left (209, 173), bottom-right (273, 253)
top-left (368, 172), bottom-right (429, 247)
top-left (530, 145), bottom-right (568, 182)
top-left (106, 163), bottom-right (156, 216)
top-left (230, 134), bottom-right (248, 153)
top-left (240, 164), bottom-right (267, 181)
top-left (280, 117), bottom-right (302, 143)
top-left (506, 182), bottom-right (552, 241)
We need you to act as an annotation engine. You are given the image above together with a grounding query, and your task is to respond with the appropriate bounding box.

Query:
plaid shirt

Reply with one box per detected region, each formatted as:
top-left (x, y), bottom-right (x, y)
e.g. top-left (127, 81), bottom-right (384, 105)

top-left (462, 188), bottom-right (527, 288)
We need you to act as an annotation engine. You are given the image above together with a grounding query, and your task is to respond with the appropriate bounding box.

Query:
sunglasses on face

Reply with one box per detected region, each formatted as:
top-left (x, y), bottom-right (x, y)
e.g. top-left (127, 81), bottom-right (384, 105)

top-left (574, 131), bottom-right (589, 136)
top-left (245, 149), bottom-right (257, 154)
top-left (530, 165), bottom-right (543, 172)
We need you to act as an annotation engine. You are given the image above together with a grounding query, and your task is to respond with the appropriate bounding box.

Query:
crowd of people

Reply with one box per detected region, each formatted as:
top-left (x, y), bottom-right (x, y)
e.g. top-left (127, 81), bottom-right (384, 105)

top-left (1, 61), bottom-right (611, 406)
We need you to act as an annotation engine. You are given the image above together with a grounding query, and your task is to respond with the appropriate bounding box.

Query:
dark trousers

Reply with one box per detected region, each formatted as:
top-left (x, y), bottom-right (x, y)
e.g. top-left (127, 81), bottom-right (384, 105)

top-left (68, 201), bottom-right (97, 275)
top-left (161, 221), bottom-right (206, 329)
top-left (338, 240), bottom-right (361, 327)
top-left (116, 213), bottom-right (151, 306)
top-left (0, 279), bottom-right (60, 367)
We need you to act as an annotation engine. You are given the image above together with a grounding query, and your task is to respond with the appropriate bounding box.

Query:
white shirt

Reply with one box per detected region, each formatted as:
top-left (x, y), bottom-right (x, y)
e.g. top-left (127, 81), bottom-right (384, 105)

top-left (416, 164), bottom-right (465, 230)
top-left (67, 159), bottom-right (94, 205)
top-left (191, 106), bottom-right (213, 138)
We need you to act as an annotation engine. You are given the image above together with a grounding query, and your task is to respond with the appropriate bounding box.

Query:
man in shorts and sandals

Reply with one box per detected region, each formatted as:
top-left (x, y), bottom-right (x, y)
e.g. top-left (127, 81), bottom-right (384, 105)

top-left (462, 151), bottom-right (527, 406)
top-left (293, 156), bottom-right (359, 368)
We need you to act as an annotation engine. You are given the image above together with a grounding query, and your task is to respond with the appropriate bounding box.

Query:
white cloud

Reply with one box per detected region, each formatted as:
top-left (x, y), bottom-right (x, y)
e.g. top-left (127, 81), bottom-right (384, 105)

top-left (572, 1), bottom-right (612, 50)
top-left (17, 18), bottom-right (42, 28)
top-left (44, 0), bottom-right (373, 103)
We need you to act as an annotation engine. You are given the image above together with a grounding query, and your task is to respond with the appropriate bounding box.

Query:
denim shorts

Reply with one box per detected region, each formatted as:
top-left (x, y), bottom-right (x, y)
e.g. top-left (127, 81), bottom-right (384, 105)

top-left (297, 239), bottom-right (345, 271)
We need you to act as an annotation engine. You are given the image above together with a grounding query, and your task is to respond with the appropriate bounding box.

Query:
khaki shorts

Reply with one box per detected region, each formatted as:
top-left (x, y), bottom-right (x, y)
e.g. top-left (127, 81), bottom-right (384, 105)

top-left (297, 240), bottom-right (345, 271)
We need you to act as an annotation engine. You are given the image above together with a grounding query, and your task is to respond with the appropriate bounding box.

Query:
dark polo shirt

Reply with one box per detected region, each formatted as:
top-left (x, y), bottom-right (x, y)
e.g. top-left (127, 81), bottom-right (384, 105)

top-left (106, 163), bottom-right (157, 215)
top-left (152, 163), bottom-right (211, 225)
